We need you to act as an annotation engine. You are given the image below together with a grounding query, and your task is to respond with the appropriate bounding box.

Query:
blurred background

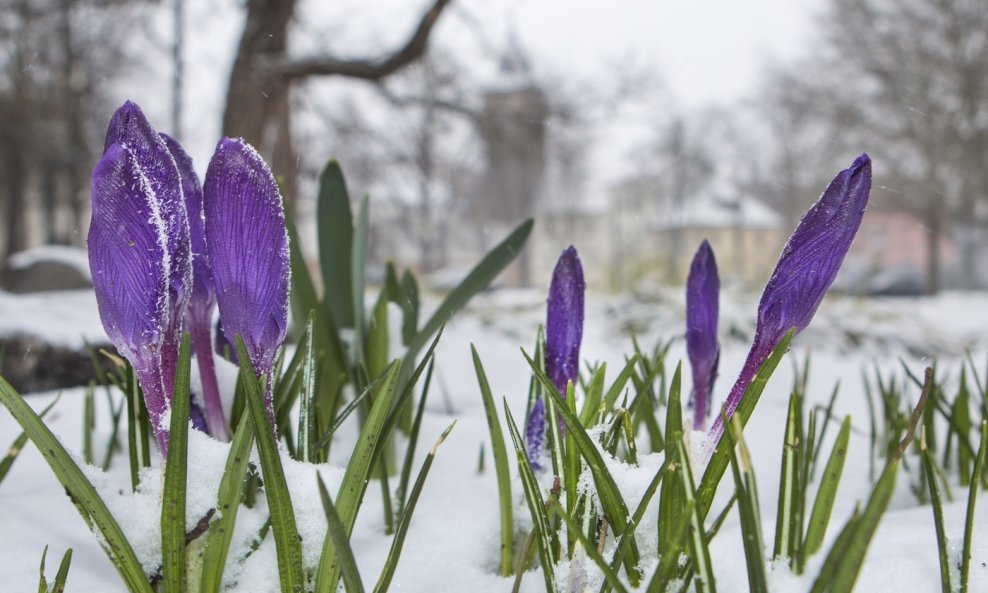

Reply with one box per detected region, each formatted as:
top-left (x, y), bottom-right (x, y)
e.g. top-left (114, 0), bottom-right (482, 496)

top-left (1, 0), bottom-right (986, 298)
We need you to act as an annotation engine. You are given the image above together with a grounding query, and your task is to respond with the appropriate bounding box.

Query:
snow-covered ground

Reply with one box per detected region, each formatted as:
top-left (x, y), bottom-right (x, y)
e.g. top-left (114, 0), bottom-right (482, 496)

top-left (1, 287), bottom-right (987, 591)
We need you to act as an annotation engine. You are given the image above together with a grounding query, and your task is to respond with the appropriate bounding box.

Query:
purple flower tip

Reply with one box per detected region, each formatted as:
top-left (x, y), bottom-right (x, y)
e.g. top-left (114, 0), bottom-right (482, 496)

top-left (709, 154), bottom-right (871, 446)
top-left (204, 137), bottom-right (290, 380)
top-left (754, 153), bottom-right (871, 354)
top-left (546, 246), bottom-right (585, 396)
top-left (525, 397), bottom-right (547, 472)
top-left (686, 239), bottom-right (719, 430)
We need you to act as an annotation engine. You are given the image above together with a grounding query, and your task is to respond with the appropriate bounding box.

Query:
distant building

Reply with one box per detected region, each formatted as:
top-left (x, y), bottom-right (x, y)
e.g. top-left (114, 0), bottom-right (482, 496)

top-left (608, 176), bottom-right (787, 289)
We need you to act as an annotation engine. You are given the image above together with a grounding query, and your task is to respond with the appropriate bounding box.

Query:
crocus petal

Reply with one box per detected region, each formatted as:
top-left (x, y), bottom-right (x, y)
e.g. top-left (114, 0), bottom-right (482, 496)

top-left (546, 246), bottom-right (586, 396)
top-left (88, 142), bottom-right (170, 452)
top-left (686, 239), bottom-right (719, 430)
top-left (161, 133), bottom-right (212, 313)
top-left (525, 397), bottom-right (547, 471)
top-left (161, 133), bottom-right (230, 440)
top-left (709, 154), bottom-right (871, 446)
top-left (104, 101), bottom-right (192, 395)
top-left (204, 137), bottom-right (289, 392)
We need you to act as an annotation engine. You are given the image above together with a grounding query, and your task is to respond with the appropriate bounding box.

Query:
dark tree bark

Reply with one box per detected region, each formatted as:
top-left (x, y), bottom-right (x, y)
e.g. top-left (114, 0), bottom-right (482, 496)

top-left (221, 0), bottom-right (452, 205)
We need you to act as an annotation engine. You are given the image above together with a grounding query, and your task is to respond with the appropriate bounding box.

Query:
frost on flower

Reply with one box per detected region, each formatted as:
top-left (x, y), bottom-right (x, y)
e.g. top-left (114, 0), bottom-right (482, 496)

top-left (104, 101), bottom-right (192, 397)
top-left (89, 142), bottom-right (171, 452)
top-left (709, 153), bottom-right (872, 445)
top-left (204, 137), bottom-right (289, 427)
top-left (686, 239), bottom-right (719, 430)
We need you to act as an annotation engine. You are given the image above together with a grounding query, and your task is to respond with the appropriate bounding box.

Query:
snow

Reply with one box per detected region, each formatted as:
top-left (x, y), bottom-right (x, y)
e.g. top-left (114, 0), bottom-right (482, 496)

top-left (2, 287), bottom-right (988, 591)
top-left (6, 245), bottom-right (93, 280)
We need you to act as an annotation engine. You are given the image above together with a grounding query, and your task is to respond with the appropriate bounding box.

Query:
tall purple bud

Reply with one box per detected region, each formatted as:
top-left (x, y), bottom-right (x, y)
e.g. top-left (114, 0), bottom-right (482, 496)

top-left (203, 137), bottom-right (289, 430)
top-left (161, 133), bottom-right (229, 440)
top-left (89, 143), bottom-right (172, 454)
top-left (103, 102), bottom-right (192, 399)
top-left (709, 154), bottom-right (872, 445)
top-left (526, 246), bottom-right (585, 470)
top-left (686, 240), bottom-right (719, 430)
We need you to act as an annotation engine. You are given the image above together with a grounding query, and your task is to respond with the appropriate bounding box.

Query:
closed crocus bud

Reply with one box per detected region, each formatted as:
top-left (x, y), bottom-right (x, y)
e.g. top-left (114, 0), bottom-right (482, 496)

top-left (161, 133), bottom-right (229, 440)
top-left (709, 154), bottom-right (871, 445)
top-left (203, 137), bottom-right (289, 430)
top-left (686, 240), bottom-right (719, 430)
top-left (526, 246), bottom-right (586, 470)
top-left (104, 101), bottom-right (192, 399)
top-left (89, 143), bottom-right (172, 454)
top-left (546, 246), bottom-right (586, 396)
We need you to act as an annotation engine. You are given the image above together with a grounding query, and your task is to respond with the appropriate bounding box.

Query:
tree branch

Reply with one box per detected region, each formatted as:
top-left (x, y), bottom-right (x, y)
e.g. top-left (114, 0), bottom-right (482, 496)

top-left (277, 0), bottom-right (452, 80)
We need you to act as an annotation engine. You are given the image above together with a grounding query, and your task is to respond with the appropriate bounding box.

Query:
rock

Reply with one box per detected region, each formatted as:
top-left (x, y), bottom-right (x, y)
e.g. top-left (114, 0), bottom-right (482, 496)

top-left (0, 333), bottom-right (115, 393)
top-left (2, 245), bottom-right (92, 293)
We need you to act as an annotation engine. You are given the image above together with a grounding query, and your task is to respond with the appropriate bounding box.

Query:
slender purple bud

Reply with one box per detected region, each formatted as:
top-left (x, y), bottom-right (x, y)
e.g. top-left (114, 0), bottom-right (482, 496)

top-left (104, 101), bottom-right (191, 399)
top-left (526, 246), bottom-right (585, 470)
top-left (709, 154), bottom-right (871, 445)
top-left (686, 240), bottom-right (719, 430)
top-left (161, 133), bottom-right (229, 440)
top-left (546, 246), bottom-right (585, 395)
top-left (89, 143), bottom-right (171, 454)
top-left (203, 137), bottom-right (289, 429)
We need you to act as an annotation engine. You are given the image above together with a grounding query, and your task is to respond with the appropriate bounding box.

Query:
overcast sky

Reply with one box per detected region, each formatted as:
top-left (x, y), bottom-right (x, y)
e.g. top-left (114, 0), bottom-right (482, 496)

top-left (120, 0), bottom-right (823, 197)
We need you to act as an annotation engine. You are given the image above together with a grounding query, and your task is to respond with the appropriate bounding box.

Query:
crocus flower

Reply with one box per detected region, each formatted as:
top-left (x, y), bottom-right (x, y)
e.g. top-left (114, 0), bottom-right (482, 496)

top-left (103, 102), bottom-right (192, 400)
top-left (686, 239), bottom-right (719, 430)
top-left (89, 142), bottom-right (172, 454)
top-left (204, 137), bottom-right (290, 430)
top-left (161, 133), bottom-right (229, 440)
top-left (708, 153), bottom-right (871, 445)
top-left (526, 246), bottom-right (585, 470)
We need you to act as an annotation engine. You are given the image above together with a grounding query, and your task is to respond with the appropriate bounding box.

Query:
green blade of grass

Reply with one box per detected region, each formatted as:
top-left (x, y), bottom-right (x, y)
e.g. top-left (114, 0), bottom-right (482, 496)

top-left (396, 358), bottom-right (435, 514)
top-left (773, 393), bottom-right (800, 564)
top-left (601, 355), bottom-right (640, 412)
top-left (351, 195), bottom-right (370, 375)
top-left (398, 270), bottom-right (419, 347)
top-left (297, 312), bottom-right (320, 462)
top-left (696, 329), bottom-right (796, 519)
top-left (52, 547), bottom-right (72, 593)
top-left (803, 416), bottom-right (851, 558)
top-left (235, 336), bottom-right (305, 593)
top-left (503, 401), bottom-right (558, 593)
top-left (548, 499), bottom-right (630, 593)
top-left (0, 394), bottom-right (59, 488)
top-left (472, 345), bottom-right (514, 576)
top-left (374, 421), bottom-right (456, 593)
top-left (579, 363), bottom-right (607, 426)
top-left (407, 218), bottom-right (533, 359)
top-left (317, 159), bottom-right (355, 330)
top-left (0, 377), bottom-right (152, 593)
top-left (37, 545), bottom-right (48, 593)
top-left (921, 436), bottom-right (952, 593)
top-left (200, 412), bottom-right (254, 593)
top-left (675, 438), bottom-right (717, 593)
top-left (162, 334), bottom-right (192, 593)
top-left (724, 413), bottom-right (768, 593)
top-left (659, 363), bottom-right (685, 558)
top-left (522, 347), bottom-right (643, 579)
top-left (316, 474), bottom-right (365, 593)
top-left (960, 420), bottom-right (987, 593)
top-left (645, 498), bottom-right (694, 592)
top-left (316, 360), bottom-right (402, 593)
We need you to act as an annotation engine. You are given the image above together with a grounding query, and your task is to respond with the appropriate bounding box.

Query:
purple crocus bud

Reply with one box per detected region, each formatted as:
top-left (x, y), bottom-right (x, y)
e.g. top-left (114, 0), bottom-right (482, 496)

top-left (161, 133), bottom-right (229, 440)
top-left (709, 154), bottom-right (871, 445)
top-left (104, 101), bottom-right (192, 399)
top-left (526, 246), bottom-right (585, 470)
top-left (89, 143), bottom-right (171, 454)
top-left (546, 246), bottom-right (586, 396)
top-left (686, 240), bottom-right (719, 430)
top-left (203, 137), bottom-right (289, 430)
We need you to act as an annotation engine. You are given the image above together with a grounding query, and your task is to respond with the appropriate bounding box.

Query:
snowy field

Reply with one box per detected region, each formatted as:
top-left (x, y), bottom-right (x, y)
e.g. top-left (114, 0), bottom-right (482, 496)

top-left (1, 286), bottom-right (987, 592)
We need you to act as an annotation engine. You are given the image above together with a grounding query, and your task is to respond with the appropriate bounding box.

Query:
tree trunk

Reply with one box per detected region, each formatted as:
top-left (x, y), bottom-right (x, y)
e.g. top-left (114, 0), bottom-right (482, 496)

top-left (222, 0), bottom-right (297, 199)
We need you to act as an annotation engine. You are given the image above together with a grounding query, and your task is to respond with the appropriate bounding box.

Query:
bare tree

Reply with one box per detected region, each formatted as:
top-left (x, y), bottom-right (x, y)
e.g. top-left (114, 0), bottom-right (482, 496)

top-left (221, 0), bottom-right (453, 204)
top-left (812, 0), bottom-right (988, 293)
